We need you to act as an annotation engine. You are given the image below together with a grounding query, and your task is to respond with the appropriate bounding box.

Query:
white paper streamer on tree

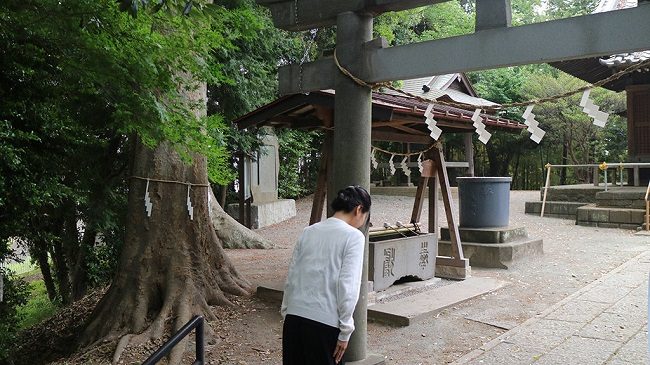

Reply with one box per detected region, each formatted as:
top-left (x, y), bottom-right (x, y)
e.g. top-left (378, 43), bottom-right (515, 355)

top-left (580, 89), bottom-right (609, 128)
top-left (471, 109), bottom-right (492, 144)
top-left (417, 153), bottom-right (424, 173)
top-left (522, 105), bottom-right (546, 144)
top-left (144, 178), bottom-right (153, 217)
top-left (388, 154), bottom-right (396, 175)
top-left (400, 156), bottom-right (411, 176)
top-left (371, 147), bottom-right (379, 169)
top-left (186, 185), bottom-right (194, 221)
top-left (207, 189), bottom-right (212, 218)
top-left (424, 103), bottom-right (443, 140)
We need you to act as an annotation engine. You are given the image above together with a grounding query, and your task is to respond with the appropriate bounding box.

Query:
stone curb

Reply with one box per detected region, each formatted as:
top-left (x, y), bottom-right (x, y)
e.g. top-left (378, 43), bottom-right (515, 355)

top-left (451, 250), bottom-right (650, 364)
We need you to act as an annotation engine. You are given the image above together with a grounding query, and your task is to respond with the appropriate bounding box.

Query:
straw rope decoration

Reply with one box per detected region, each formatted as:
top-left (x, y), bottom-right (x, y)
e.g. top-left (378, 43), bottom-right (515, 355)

top-left (333, 49), bottom-right (650, 111)
top-left (333, 49), bottom-right (650, 143)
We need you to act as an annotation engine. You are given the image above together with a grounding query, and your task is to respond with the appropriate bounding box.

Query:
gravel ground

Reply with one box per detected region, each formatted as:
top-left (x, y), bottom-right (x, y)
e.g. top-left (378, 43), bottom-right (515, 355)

top-left (220, 190), bottom-right (650, 364)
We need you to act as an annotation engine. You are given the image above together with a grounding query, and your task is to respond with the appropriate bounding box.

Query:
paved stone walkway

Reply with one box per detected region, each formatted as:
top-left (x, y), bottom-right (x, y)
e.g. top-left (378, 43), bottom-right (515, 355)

top-left (453, 251), bottom-right (650, 365)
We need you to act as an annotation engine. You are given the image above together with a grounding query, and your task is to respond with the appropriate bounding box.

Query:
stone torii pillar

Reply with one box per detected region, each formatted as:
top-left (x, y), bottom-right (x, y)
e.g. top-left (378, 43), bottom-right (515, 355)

top-left (327, 12), bottom-right (377, 363)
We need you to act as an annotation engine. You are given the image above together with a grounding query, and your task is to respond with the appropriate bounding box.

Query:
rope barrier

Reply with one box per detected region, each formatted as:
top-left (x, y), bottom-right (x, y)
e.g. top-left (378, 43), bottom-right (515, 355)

top-left (371, 142), bottom-right (439, 157)
top-left (129, 176), bottom-right (210, 187)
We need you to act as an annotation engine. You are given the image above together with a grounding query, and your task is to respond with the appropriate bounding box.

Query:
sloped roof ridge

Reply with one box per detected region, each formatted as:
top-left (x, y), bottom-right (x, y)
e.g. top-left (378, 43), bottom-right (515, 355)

top-left (594, 0), bottom-right (645, 68)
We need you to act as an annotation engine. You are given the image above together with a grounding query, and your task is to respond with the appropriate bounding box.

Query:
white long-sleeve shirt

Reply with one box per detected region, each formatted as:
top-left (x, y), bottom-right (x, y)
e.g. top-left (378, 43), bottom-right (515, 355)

top-left (281, 217), bottom-right (365, 341)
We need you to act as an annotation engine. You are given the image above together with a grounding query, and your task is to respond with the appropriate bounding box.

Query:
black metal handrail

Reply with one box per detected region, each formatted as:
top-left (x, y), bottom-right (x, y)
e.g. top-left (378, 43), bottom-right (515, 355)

top-left (142, 315), bottom-right (204, 365)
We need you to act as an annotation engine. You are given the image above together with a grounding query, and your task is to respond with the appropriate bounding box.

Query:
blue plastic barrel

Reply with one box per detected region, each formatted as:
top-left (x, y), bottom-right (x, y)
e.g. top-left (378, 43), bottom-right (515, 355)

top-left (457, 177), bottom-right (512, 228)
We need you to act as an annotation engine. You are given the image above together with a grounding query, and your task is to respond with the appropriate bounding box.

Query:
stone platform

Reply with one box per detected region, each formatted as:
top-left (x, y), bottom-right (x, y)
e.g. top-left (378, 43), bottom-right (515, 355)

top-left (438, 226), bottom-right (543, 269)
top-left (227, 199), bottom-right (296, 229)
top-left (524, 201), bottom-right (587, 219)
top-left (575, 204), bottom-right (645, 229)
top-left (367, 277), bottom-right (509, 326)
top-left (526, 185), bottom-right (648, 230)
top-left (256, 276), bottom-right (509, 327)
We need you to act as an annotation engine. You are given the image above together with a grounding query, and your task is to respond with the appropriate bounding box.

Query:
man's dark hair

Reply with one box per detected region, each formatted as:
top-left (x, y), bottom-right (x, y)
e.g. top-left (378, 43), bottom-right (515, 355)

top-left (331, 185), bottom-right (371, 213)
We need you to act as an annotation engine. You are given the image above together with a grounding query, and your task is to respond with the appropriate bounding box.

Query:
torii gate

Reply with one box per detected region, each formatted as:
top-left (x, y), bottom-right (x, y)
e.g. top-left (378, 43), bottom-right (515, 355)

top-left (256, 0), bottom-right (650, 363)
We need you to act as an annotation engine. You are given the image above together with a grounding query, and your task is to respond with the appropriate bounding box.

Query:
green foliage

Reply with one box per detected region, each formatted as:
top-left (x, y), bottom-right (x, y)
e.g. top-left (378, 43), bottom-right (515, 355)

top-left (17, 280), bottom-right (60, 330)
top-left (375, 2), bottom-right (473, 45)
top-left (545, 0), bottom-right (599, 19)
top-left (277, 130), bottom-right (322, 199)
top-left (0, 0), bottom-right (250, 303)
top-left (0, 270), bottom-right (29, 361)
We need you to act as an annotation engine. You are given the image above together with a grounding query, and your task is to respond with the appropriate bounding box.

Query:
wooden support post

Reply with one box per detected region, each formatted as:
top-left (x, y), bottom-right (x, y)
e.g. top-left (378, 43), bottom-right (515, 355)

top-left (428, 174), bottom-right (439, 237)
top-left (412, 159), bottom-right (435, 225)
top-left (464, 133), bottom-right (475, 177)
top-left (310, 133), bottom-right (331, 225)
top-left (431, 144), bottom-right (464, 260)
top-left (634, 166), bottom-right (640, 187)
top-left (541, 165), bottom-right (552, 218)
top-left (593, 166), bottom-right (599, 186)
top-left (410, 176), bottom-right (428, 224)
top-left (645, 200), bottom-right (650, 231)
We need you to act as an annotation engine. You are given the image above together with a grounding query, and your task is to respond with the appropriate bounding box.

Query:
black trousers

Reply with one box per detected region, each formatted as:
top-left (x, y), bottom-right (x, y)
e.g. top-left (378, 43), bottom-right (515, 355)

top-left (282, 314), bottom-right (343, 365)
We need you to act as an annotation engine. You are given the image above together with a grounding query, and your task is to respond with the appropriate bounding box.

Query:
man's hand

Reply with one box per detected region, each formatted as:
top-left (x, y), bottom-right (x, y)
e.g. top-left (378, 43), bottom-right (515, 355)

top-left (333, 340), bottom-right (348, 364)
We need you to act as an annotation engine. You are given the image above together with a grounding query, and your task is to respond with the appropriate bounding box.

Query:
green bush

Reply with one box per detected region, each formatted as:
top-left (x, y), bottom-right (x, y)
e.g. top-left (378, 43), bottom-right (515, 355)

top-left (17, 280), bottom-right (60, 330)
top-left (0, 269), bottom-right (29, 361)
top-left (277, 130), bottom-right (321, 199)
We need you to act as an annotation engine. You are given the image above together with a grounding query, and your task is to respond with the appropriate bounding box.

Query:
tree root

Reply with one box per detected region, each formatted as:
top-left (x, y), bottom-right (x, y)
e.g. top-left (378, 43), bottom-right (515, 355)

top-left (209, 188), bottom-right (274, 249)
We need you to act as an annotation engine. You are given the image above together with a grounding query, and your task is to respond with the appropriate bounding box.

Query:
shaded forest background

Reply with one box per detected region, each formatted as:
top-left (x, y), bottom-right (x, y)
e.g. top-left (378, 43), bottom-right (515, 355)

top-left (0, 0), bottom-right (628, 361)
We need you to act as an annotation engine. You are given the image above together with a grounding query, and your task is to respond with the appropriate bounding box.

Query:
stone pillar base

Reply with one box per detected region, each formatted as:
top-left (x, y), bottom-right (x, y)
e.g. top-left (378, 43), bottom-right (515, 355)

top-left (435, 256), bottom-right (471, 280)
top-left (346, 354), bottom-right (386, 365)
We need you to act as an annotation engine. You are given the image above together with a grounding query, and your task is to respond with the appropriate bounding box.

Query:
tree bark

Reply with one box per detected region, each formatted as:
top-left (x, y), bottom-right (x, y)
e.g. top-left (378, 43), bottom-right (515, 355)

top-left (50, 239), bottom-right (72, 305)
top-left (34, 247), bottom-right (58, 301)
top-left (71, 226), bottom-right (96, 301)
top-left (80, 83), bottom-right (252, 364)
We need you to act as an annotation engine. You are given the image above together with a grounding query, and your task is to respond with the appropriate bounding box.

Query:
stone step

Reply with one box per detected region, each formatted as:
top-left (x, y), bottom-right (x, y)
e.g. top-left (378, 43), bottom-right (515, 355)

top-left (525, 201), bottom-right (586, 219)
top-left (367, 277), bottom-right (509, 326)
top-left (440, 226), bottom-right (528, 244)
top-left (438, 238), bottom-right (543, 269)
top-left (595, 190), bottom-right (647, 209)
top-left (538, 185), bottom-right (604, 203)
top-left (575, 204), bottom-right (646, 229)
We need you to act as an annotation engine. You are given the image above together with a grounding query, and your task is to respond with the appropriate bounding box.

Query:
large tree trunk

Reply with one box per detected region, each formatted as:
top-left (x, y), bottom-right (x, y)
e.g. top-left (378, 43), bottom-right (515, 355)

top-left (80, 139), bottom-right (252, 363)
top-left (80, 84), bottom-right (253, 364)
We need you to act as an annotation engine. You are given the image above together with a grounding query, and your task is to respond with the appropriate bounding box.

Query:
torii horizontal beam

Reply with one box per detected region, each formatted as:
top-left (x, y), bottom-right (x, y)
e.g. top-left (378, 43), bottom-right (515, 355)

top-left (257, 0), bottom-right (451, 31)
top-left (278, 5), bottom-right (650, 95)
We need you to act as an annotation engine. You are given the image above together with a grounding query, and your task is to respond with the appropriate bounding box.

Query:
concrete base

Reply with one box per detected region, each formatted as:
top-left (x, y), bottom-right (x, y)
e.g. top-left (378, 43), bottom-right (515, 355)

top-left (524, 201), bottom-right (587, 219)
top-left (441, 226), bottom-right (527, 244)
top-left (369, 277), bottom-right (442, 305)
top-left (227, 199), bottom-right (296, 229)
top-left (368, 277), bottom-right (508, 326)
top-left (345, 354), bottom-right (386, 365)
top-left (256, 285), bottom-right (284, 303)
top-left (435, 257), bottom-right (471, 280)
top-left (575, 204), bottom-right (645, 229)
top-left (439, 239), bottom-right (543, 269)
top-left (538, 184), bottom-right (604, 203)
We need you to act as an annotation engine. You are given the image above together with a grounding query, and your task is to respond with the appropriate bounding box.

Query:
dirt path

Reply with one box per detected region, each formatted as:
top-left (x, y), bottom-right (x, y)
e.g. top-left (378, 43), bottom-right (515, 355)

top-left (213, 190), bottom-right (650, 365)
